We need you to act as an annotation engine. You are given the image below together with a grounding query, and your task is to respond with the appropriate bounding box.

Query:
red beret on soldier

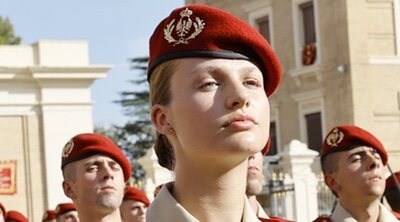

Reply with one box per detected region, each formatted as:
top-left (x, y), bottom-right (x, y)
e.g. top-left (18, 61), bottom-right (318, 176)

top-left (386, 171), bottom-right (400, 190)
top-left (42, 209), bottom-right (56, 222)
top-left (5, 210), bottom-right (28, 222)
top-left (321, 125), bottom-right (388, 165)
top-left (123, 186), bottom-right (151, 206)
top-left (55, 203), bottom-right (76, 217)
top-left (61, 133), bottom-right (131, 181)
top-left (148, 4), bottom-right (282, 97)
top-left (261, 137), bottom-right (271, 156)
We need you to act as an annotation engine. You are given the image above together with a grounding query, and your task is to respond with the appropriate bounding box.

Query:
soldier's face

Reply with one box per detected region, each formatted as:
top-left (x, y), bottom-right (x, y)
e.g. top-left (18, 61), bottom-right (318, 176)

top-left (67, 155), bottom-right (125, 212)
top-left (246, 151), bottom-right (264, 196)
top-left (57, 211), bottom-right (79, 222)
top-left (163, 58), bottom-right (270, 160)
top-left (328, 146), bottom-right (385, 200)
top-left (120, 200), bottom-right (147, 222)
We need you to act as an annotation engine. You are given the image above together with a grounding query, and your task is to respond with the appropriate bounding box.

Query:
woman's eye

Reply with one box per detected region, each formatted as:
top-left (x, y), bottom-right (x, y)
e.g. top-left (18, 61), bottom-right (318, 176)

top-left (87, 166), bottom-right (98, 172)
top-left (199, 81), bottom-right (218, 89)
top-left (111, 165), bottom-right (121, 171)
top-left (244, 78), bottom-right (262, 87)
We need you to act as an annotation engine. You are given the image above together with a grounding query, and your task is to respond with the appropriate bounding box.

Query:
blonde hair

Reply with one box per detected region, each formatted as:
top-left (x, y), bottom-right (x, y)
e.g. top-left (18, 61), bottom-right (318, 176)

top-left (149, 60), bottom-right (178, 170)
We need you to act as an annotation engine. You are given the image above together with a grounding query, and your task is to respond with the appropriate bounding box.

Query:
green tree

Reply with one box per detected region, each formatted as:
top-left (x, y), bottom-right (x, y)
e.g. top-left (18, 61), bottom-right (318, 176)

top-left (0, 16), bottom-right (21, 45)
top-left (116, 56), bottom-right (154, 155)
top-left (95, 56), bottom-right (153, 185)
top-left (94, 125), bottom-right (147, 186)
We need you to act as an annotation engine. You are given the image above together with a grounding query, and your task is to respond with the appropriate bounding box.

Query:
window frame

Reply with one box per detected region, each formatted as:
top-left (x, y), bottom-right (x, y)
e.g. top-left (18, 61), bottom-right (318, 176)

top-left (292, 89), bottom-right (326, 149)
top-left (292, 0), bottom-right (321, 68)
top-left (244, 0), bottom-right (275, 48)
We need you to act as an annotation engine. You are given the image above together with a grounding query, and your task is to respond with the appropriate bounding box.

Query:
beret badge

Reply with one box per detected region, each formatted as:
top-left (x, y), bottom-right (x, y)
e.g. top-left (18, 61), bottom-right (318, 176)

top-left (62, 140), bottom-right (74, 158)
top-left (326, 128), bottom-right (344, 147)
top-left (164, 7), bottom-right (205, 46)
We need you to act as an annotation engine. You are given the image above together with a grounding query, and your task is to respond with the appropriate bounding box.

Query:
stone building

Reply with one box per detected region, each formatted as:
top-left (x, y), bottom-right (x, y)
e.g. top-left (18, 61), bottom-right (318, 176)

top-left (185, 0), bottom-right (400, 171)
top-left (0, 40), bottom-right (111, 221)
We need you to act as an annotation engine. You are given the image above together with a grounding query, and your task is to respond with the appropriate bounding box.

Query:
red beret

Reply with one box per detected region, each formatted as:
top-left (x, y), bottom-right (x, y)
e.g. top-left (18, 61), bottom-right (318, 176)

top-left (321, 125), bottom-right (387, 165)
top-left (5, 210), bottom-right (28, 222)
top-left (386, 171), bottom-right (400, 190)
top-left (123, 186), bottom-right (150, 206)
top-left (55, 203), bottom-right (76, 217)
top-left (61, 133), bottom-right (131, 181)
top-left (261, 137), bottom-right (271, 156)
top-left (148, 4), bottom-right (282, 96)
top-left (0, 202), bottom-right (5, 218)
top-left (42, 210), bottom-right (56, 221)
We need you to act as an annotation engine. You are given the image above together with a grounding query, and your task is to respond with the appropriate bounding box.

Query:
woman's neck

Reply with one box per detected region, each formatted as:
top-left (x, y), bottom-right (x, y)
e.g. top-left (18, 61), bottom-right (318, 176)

top-left (173, 158), bottom-right (248, 222)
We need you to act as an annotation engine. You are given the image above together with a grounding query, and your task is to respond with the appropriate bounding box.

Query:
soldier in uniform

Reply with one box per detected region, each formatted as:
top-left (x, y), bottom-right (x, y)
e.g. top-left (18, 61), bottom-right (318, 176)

top-left (120, 186), bottom-right (150, 222)
top-left (55, 203), bottom-right (79, 222)
top-left (385, 171), bottom-right (400, 219)
top-left (147, 4), bottom-right (287, 222)
top-left (247, 151), bottom-right (268, 219)
top-left (313, 125), bottom-right (399, 221)
top-left (60, 133), bottom-right (131, 222)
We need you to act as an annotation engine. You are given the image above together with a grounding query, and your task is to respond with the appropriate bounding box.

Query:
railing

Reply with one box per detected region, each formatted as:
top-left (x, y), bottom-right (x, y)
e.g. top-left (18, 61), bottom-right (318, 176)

top-left (267, 170), bottom-right (295, 218)
top-left (316, 172), bottom-right (336, 216)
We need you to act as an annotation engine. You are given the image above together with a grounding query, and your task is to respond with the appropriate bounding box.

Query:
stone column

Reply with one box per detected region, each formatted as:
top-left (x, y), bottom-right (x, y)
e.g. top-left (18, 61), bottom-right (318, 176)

top-left (278, 140), bottom-right (319, 221)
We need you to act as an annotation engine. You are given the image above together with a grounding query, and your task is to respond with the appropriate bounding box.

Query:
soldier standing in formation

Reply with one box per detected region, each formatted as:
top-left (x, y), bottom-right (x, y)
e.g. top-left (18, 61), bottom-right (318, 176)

top-left (60, 133), bottom-right (131, 222)
top-left (146, 3), bottom-right (289, 221)
top-left (120, 186), bottom-right (150, 222)
top-left (313, 125), bottom-right (398, 221)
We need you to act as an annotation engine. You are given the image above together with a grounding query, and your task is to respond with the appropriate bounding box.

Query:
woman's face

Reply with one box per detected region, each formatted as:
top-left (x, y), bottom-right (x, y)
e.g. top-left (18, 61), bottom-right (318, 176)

top-left (165, 58), bottom-right (270, 163)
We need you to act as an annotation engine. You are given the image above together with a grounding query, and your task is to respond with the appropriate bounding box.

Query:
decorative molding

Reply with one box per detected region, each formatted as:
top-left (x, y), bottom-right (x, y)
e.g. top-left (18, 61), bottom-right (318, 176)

top-left (369, 56), bottom-right (400, 64)
top-left (288, 64), bottom-right (324, 87)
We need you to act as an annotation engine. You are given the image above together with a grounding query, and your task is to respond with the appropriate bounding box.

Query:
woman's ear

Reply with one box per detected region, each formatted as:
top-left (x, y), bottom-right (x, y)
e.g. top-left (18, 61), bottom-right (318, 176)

top-left (151, 104), bottom-right (171, 135)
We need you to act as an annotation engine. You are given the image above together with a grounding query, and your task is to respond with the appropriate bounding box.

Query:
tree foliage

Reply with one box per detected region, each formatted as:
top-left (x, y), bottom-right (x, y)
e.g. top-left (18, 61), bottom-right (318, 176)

top-left (0, 16), bottom-right (21, 45)
top-left (95, 56), bottom-right (153, 185)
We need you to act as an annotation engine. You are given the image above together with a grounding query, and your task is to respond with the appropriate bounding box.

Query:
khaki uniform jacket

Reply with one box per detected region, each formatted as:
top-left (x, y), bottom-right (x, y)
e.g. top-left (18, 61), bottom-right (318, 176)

top-left (331, 202), bottom-right (399, 222)
top-left (146, 182), bottom-right (261, 222)
top-left (256, 201), bottom-right (269, 219)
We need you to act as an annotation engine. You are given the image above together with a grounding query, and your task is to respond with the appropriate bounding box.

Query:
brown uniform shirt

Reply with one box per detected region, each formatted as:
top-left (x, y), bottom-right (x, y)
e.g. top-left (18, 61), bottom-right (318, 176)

top-left (146, 182), bottom-right (261, 222)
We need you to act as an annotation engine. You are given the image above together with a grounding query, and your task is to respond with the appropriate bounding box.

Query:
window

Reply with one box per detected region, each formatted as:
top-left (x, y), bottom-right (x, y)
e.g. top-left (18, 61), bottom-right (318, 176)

top-left (300, 2), bottom-right (316, 45)
top-left (305, 112), bottom-right (323, 152)
top-left (291, 0), bottom-right (320, 69)
top-left (267, 121), bottom-right (278, 156)
top-left (256, 15), bottom-right (271, 43)
top-left (292, 89), bottom-right (325, 150)
top-left (300, 1), bottom-right (316, 66)
top-left (244, 1), bottom-right (274, 48)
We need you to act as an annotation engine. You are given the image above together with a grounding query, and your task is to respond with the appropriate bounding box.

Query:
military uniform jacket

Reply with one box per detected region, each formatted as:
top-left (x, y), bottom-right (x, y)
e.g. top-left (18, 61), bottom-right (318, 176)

top-left (314, 202), bottom-right (399, 222)
top-left (256, 201), bottom-right (269, 219)
top-left (146, 182), bottom-right (261, 222)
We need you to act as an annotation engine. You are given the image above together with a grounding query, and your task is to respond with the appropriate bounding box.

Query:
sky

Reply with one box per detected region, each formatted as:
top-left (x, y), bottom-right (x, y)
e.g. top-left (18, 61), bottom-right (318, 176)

top-left (0, 0), bottom-right (184, 127)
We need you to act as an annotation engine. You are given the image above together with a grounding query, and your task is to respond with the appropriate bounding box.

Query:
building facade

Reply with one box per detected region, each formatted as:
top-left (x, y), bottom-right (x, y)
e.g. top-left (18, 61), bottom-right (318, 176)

top-left (0, 40), bottom-right (111, 221)
top-left (178, 0), bottom-right (400, 220)
top-left (185, 0), bottom-right (400, 170)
